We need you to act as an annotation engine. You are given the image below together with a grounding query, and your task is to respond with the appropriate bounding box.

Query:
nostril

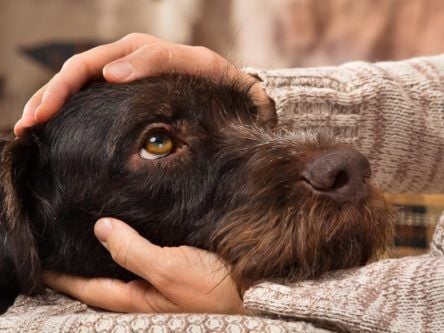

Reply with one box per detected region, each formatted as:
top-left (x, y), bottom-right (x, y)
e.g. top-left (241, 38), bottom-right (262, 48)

top-left (302, 147), bottom-right (371, 203)
top-left (303, 167), bottom-right (351, 192)
top-left (331, 170), bottom-right (349, 190)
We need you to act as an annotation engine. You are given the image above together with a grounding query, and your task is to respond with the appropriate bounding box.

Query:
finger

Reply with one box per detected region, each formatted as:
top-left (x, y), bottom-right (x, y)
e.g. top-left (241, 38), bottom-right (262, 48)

top-left (103, 44), bottom-right (232, 83)
top-left (42, 272), bottom-right (177, 313)
top-left (33, 46), bottom-right (124, 124)
top-left (14, 84), bottom-right (48, 136)
top-left (33, 35), bottom-right (156, 124)
top-left (94, 218), bottom-right (169, 287)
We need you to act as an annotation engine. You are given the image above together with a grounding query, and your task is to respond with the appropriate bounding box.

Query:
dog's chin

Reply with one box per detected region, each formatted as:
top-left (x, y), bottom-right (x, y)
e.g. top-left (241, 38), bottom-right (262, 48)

top-left (211, 186), bottom-right (395, 289)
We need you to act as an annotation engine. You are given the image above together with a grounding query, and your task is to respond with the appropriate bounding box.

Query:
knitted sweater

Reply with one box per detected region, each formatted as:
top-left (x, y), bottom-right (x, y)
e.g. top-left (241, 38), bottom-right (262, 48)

top-left (1, 55), bottom-right (444, 333)
top-left (244, 215), bottom-right (444, 333)
top-left (247, 54), bottom-right (444, 194)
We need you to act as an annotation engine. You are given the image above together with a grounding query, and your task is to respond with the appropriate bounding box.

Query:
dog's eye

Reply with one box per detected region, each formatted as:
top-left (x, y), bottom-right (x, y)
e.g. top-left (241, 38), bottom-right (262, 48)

top-left (140, 132), bottom-right (174, 160)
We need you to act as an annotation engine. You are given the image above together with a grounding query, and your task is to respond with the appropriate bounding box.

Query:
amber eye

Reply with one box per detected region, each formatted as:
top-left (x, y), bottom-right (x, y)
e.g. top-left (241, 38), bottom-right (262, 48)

top-left (140, 132), bottom-right (174, 160)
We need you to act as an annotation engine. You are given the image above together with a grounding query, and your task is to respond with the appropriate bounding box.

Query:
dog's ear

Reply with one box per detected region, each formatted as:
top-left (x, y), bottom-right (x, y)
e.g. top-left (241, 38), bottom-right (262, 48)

top-left (0, 131), bottom-right (43, 295)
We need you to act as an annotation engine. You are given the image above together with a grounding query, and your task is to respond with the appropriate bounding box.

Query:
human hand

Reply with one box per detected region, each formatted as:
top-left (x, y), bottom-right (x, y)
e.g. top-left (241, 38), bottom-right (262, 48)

top-left (16, 33), bottom-right (272, 136)
top-left (43, 218), bottom-right (244, 314)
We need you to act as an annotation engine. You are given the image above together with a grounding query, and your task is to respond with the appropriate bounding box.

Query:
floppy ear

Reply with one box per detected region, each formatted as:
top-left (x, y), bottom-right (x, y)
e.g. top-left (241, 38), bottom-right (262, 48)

top-left (0, 131), bottom-right (43, 295)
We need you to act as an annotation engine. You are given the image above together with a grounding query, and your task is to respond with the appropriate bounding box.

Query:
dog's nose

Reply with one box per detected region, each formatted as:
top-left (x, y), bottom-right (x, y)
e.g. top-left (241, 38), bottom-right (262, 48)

top-left (302, 148), bottom-right (371, 204)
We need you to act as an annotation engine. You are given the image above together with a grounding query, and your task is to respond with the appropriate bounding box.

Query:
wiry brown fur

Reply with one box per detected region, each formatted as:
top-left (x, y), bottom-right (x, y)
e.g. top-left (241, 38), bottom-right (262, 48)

top-left (0, 75), bottom-right (395, 313)
top-left (210, 128), bottom-right (394, 289)
top-left (214, 189), bottom-right (394, 288)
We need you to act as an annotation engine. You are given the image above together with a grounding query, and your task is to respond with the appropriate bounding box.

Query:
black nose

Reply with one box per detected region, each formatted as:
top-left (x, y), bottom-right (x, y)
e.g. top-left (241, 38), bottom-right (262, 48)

top-left (302, 147), bottom-right (371, 204)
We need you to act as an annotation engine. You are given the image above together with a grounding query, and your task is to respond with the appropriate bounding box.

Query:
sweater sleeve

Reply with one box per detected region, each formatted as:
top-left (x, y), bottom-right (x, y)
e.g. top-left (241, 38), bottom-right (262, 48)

top-left (244, 54), bottom-right (444, 194)
top-left (243, 215), bottom-right (444, 333)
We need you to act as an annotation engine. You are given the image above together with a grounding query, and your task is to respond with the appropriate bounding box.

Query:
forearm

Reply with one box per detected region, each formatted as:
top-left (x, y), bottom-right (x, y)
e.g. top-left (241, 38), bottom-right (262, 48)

top-left (245, 54), bottom-right (444, 194)
top-left (243, 216), bottom-right (444, 333)
top-left (245, 256), bottom-right (444, 333)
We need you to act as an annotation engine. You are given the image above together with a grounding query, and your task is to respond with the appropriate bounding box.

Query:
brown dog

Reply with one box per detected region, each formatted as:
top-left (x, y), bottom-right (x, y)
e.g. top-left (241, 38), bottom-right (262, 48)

top-left (0, 75), bottom-right (394, 312)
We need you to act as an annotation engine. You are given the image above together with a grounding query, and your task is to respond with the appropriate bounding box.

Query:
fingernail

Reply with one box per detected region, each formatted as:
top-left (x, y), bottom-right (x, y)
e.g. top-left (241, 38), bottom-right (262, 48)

top-left (106, 61), bottom-right (133, 80)
top-left (95, 218), bottom-right (113, 243)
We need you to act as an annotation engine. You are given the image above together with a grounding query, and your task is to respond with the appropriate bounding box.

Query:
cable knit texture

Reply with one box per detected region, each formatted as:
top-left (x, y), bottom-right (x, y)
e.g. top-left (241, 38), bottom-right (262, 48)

top-left (1, 292), bottom-right (327, 333)
top-left (1, 55), bottom-right (444, 332)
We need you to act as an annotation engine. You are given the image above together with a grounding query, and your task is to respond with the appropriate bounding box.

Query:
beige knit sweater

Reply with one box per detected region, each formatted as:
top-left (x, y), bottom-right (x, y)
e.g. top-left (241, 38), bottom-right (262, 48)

top-left (244, 215), bottom-right (444, 333)
top-left (1, 55), bottom-right (444, 333)
top-left (247, 54), bottom-right (444, 194)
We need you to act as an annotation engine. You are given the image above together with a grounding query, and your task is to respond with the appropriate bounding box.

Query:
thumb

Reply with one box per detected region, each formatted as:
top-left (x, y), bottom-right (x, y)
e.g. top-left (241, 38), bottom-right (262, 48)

top-left (94, 218), bottom-right (166, 285)
top-left (103, 44), bottom-right (174, 82)
top-left (103, 43), bottom-right (229, 83)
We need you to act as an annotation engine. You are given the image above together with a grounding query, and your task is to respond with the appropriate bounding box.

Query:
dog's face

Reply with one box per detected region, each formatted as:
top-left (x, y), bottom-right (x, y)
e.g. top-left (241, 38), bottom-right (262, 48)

top-left (0, 75), bottom-right (394, 296)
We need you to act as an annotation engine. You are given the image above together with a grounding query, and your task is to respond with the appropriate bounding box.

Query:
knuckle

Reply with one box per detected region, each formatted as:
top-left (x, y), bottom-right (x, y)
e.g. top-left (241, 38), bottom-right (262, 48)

top-left (148, 43), bottom-right (170, 58)
top-left (151, 255), bottom-right (177, 287)
top-left (191, 46), bottom-right (221, 67)
top-left (151, 271), bottom-right (174, 290)
top-left (191, 45), bottom-right (211, 54)
top-left (111, 241), bottom-right (130, 267)
top-left (122, 32), bottom-right (142, 41)
top-left (60, 50), bottom-right (95, 77)
top-left (133, 44), bottom-right (171, 67)
top-left (51, 72), bottom-right (74, 93)
top-left (121, 32), bottom-right (151, 44)
top-left (62, 54), bottom-right (82, 69)
top-left (192, 45), bottom-right (216, 61)
top-left (30, 89), bottom-right (44, 104)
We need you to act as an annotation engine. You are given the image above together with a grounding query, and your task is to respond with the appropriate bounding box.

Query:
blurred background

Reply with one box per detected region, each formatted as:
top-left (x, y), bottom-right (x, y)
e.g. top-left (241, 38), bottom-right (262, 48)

top-left (1, 0), bottom-right (443, 256)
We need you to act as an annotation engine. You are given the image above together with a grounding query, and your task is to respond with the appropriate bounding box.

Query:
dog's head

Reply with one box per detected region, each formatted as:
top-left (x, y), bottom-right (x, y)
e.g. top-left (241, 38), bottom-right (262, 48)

top-left (0, 75), bottom-right (394, 294)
